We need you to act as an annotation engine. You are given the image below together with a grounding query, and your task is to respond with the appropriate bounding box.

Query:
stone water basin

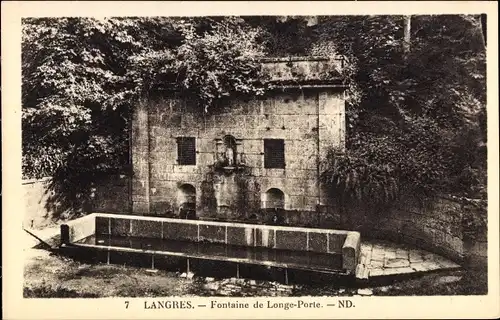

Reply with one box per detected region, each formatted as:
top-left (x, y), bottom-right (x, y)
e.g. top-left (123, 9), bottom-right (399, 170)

top-left (59, 213), bottom-right (361, 282)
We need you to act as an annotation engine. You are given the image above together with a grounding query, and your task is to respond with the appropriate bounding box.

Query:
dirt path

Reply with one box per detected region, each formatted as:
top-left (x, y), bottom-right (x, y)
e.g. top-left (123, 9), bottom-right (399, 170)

top-left (23, 249), bottom-right (200, 297)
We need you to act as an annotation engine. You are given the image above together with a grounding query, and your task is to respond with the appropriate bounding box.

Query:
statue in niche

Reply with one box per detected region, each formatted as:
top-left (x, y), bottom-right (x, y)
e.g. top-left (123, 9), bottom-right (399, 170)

top-left (223, 135), bottom-right (237, 167)
top-left (225, 146), bottom-right (234, 166)
top-left (235, 151), bottom-right (242, 165)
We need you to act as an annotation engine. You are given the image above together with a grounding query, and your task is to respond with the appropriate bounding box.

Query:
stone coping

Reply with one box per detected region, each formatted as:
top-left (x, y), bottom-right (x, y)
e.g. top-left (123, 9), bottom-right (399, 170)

top-left (92, 212), bottom-right (352, 235)
top-left (266, 83), bottom-right (347, 90)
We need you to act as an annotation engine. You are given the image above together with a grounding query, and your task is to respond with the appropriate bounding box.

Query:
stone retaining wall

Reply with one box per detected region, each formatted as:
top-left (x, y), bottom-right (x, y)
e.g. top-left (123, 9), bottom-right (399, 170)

top-left (91, 175), bottom-right (130, 213)
top-left (22, 178), bottom-right (52, 229)
top-left (338, 194), bottom-right (487, 268)
top-left (22, 176), bottom-right (130, 229)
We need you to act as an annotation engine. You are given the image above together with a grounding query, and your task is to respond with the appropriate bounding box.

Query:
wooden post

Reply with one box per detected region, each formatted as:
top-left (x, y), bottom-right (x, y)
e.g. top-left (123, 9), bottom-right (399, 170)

top-left (236, 263), bottom-right (240, 279)
top-left (60, 224), bottom-right (70, 245)
top-left (285, 268), bottom-right (289, 285)
top-left (187, 258), bottom-right (190, 274)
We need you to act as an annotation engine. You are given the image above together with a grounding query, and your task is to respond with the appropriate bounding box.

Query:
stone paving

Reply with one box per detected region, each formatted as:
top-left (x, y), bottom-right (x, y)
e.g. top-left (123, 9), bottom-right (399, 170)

top-left (356, 240), bottom-right (461, 280)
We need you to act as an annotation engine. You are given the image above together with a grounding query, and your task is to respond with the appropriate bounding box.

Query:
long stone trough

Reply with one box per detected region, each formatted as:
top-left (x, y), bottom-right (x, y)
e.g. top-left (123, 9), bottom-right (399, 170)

top-left (59, 213), bottom-right (361, 283)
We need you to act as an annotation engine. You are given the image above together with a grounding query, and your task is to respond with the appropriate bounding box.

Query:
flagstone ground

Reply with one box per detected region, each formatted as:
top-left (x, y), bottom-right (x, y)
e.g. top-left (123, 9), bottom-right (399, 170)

top-left (356, 240), bottom-right (461, 281)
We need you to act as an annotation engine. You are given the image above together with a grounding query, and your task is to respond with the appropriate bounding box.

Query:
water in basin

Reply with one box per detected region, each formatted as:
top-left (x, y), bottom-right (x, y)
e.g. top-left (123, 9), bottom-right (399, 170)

top-left (75, 234), bottom-right (343, 272)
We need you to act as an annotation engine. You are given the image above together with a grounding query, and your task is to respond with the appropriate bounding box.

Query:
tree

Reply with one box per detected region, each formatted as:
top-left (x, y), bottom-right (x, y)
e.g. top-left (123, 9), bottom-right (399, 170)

top-left (22, 15), bottom-right (487, 219)
top-left (480, 14), bottom-right (487, 47)
top-left (314, 15), bottom-right (487, 201)
top-left (22, 17), bottom-right (149, 179)
top-left (403, 15), bottom-right (411, 54)
top-left (130, 17), bottom-right (266, 112)
top-left (22, 17), bottom-right (266, 217)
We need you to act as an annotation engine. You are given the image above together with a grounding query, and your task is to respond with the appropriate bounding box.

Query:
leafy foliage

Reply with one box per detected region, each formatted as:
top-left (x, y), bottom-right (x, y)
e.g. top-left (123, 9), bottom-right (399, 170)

top-left (243, 15), bottom-right (486, 201)
top-left (314, 15), bottom-right (487, 201)
top-left (131, 17), bottom-right (266, 112)
top-left (22, 17), bottom-right (267, 217)
top-left (23, 17), bottom-right (266, 178)
top-left (22, 15), bottom-right (487, 218)
top-left (22, 17), bottom-right (145, 179)
top-left (322, 116), bottom-right (458, 203)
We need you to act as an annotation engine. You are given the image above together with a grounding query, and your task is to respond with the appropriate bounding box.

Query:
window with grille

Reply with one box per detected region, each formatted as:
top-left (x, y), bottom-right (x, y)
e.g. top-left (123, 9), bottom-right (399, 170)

top-left (177, 137), bottom-right (196, 165)
top-left (264, 139), bottom-right (285, 169)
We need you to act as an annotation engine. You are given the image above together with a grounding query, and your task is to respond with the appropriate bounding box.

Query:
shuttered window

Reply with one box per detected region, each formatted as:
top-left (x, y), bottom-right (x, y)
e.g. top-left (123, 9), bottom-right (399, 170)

top-left (264, 139), bottom-right (285, 169)
top-left (177, 137), bottom-right (196, 165)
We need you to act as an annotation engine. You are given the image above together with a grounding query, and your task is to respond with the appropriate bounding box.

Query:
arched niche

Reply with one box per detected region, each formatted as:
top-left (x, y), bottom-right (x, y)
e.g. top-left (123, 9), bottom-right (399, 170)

top-left (177, 183), bottom-right (196, 219)
top-left (262, 188), bottom-right (285, 209)
top-left (215, 134), bottom-right (243, 168)
top-left (223, 135), bottom-right (237, 166)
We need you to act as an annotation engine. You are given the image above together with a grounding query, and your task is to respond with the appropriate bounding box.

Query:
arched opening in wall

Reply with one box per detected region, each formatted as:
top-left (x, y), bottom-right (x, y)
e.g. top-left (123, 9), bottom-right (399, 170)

top-left (264, 188), bottom-right (285, 209)
top-left (263, 188), bottom-right (286, 225)
top-left (223, 135), bottom-right (237, 166)
top-left (177, 184), bottom-right (196, 220)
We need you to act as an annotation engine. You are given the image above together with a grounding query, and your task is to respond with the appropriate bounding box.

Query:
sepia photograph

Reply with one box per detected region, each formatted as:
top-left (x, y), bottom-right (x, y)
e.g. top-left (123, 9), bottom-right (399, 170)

top-left (19, 13), bottom-right (489, 298)
top-left (2, 1), bottom-right (498, 319)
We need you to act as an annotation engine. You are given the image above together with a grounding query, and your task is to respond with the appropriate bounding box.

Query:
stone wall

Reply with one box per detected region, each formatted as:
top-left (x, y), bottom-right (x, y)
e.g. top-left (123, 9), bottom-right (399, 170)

top-left (336, 194), bottom-right (487, 267)
top-left (131, 88), bottom-right (346, 225)
top-left (91, 175), bottom-right (130, 213)
top-left (22, 176), bottom-right (130, 229)
top-left (260, 56), bottom-right (344, 84)
top-left (22, 178), bottom-right (53, 229)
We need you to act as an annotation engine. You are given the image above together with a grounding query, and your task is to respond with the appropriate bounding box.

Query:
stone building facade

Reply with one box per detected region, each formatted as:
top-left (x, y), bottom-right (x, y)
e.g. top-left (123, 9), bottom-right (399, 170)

top-left (131, 56), bottom-right (348, 226)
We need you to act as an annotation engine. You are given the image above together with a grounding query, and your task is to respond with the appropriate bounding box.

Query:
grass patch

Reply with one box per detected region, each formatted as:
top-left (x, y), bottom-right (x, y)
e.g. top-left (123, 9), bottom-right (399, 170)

top-left (24, 284), bottom-right (99, 298)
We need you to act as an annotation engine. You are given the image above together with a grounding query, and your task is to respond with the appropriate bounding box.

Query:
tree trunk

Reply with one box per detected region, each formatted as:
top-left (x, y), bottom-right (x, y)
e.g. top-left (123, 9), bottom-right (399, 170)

top-left (479, 14), bottom-right (487, 47)
top-left (403, 15), bottom-right (411, 54)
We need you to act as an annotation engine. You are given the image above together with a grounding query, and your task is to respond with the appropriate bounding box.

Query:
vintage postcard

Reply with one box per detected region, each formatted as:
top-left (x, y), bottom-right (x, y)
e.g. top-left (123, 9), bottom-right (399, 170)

top-left (2, 1), bottom-right (499, 319)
